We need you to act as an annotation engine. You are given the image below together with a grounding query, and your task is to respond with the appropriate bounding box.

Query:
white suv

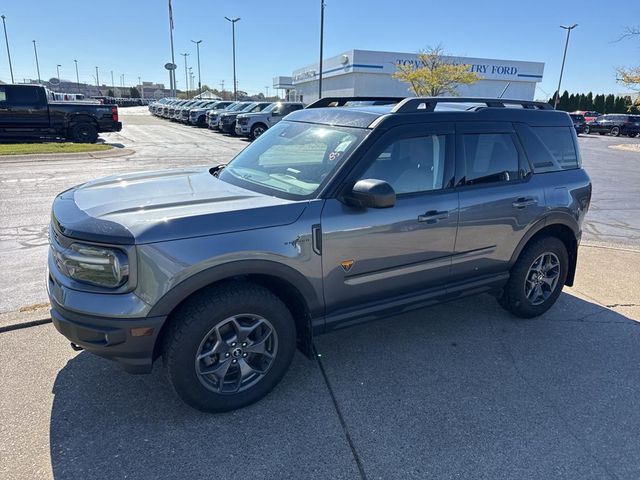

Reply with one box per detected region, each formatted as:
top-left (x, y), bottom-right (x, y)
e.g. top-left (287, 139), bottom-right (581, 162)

top-left (235, 102), bottom-right (304, 139)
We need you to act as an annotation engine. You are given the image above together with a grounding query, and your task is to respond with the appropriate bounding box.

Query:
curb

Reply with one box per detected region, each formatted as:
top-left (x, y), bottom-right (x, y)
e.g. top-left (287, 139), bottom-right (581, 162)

top-left (0, 147), bottom-right (135, 162)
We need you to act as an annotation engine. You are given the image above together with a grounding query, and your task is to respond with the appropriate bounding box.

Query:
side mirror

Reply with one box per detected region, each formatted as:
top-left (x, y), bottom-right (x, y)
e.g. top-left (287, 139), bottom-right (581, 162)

top-left (271, 110), bottom-right (282, 116)
top-left (343, 179), bottom-right (396, 209)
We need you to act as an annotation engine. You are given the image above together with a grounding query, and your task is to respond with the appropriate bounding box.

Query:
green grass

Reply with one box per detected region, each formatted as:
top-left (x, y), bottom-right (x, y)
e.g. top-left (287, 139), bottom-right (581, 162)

top-left (0, 142), bottom-right (113, 156)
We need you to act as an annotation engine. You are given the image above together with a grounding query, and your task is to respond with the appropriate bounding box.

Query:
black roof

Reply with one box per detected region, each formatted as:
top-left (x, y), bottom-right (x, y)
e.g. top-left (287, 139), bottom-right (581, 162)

top-left (286, 96), bottom-right (573, 129)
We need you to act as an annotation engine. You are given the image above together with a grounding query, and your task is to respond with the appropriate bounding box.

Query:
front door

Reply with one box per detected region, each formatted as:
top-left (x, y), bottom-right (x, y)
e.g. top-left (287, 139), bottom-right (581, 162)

top-left (321, 124), bottom-right (459, 324)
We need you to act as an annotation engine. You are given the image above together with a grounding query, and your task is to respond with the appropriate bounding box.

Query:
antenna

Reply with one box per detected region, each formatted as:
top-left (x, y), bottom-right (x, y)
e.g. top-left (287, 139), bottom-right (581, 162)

top-left (498, 82), bottom-right (511, 99)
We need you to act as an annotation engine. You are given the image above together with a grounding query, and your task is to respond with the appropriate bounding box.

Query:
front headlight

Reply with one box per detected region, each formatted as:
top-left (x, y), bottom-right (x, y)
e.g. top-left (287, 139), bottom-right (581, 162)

top-left (53, 243), bottom-right (129, 288)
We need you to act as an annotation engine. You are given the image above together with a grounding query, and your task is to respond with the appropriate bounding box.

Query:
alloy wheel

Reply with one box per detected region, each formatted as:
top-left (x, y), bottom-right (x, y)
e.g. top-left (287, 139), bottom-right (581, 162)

top-left (195, 314), bottom-right (278, 394)
top-left (524, 252), bottom-right (561, 306)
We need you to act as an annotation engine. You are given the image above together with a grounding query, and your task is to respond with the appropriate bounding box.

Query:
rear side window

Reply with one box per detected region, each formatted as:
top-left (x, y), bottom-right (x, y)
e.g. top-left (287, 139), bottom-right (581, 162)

top-left (462, 133), bottom-right (520, 185)
top-left (6, 86), bottom-right (42, 105)
top-left (515, 125), bottom-right (579, 172)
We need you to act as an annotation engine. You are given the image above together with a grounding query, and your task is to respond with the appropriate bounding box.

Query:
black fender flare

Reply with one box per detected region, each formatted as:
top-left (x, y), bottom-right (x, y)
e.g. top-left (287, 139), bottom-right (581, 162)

top-left (509, 212), bottom-right (581, 285)
top-left (147, 259), bottom-right (323, 319)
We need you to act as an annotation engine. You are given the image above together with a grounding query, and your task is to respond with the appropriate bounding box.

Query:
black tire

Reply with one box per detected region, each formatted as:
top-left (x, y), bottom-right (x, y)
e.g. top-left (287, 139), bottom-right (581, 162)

top-left (583, 125), bottom-right (590, 134)
top-left (196, 115), bottom-right (207, 128)
top-left (163, 282), bottom-right (296, 412)
top-left (70, 122), bottom-right (98, 143)
top-left (599, 132), bottom-right (605, 135)
top-left (250, 123), bottom-right (267, 140)
top-left (498, 237), bottom-right (568, 318)
top-left (610, 126), bottom-right (620, 137)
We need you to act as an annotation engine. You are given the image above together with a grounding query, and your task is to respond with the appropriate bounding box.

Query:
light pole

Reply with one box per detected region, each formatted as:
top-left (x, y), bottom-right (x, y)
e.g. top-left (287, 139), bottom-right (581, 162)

top-left (95, 66), bottom-right (100, 94)
top-left (191, 39), bottom-right (202, 97)
top-left (318, 0), bottom-right (325, 100)
top-left (138, 76), bottom-right (143, 99)
top-left (1, 15), bottom-right (14, 83)
top-left (73, 59), bottom-right (79, 93)
top-left (167, 0), bottom-right (176, 97)
top-left (181, 52), bottom-right (189, 98)
top-left (265, 86), bottom-right (269, 98)
top-left (554, 23), bottom-right (578, 110)
top-left (32, 40), bottom-right (41, 84)
top-left (56, 64), bottom-right (61, 82)
top-left (111, 70), bottom-right (115, 96)
top-left (224, 17), bottom-right (240, 100)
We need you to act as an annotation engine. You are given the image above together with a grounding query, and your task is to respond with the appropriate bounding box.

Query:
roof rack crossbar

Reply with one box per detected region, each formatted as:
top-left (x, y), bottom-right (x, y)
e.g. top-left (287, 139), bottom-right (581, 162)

top-left (391, 97), bottom-right (553, 113)
top-left (306, 96), bottom-right (406, 109)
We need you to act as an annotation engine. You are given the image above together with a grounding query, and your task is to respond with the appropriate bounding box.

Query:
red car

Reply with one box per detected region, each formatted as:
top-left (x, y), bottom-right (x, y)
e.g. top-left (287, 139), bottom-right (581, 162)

top-left (572, 110), bottom-right (600, 123)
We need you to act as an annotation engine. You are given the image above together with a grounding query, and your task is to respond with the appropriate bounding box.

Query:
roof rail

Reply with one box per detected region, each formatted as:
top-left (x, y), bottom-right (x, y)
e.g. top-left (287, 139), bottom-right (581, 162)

top-left (306, 96), bottom-right (405, 109)
top-left (391, 97), bottom-right (553, 113)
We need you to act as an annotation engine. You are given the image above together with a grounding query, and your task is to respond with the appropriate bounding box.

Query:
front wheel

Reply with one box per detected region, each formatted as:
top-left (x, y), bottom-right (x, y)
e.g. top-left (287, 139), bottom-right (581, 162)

top-left (250, 123), bottom-right (267, 140)
top-left (583, 125), bottom-right (590, 134)
top-left (163, 282), bottom-right (296, 412)
top-left (498, 237), bottom-right (568, 318)
top-left (610, 126), bottom-right (620, 136)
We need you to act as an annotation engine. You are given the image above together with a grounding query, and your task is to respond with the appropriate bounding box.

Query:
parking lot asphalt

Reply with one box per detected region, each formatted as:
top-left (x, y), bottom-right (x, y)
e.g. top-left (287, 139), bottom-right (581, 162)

top-left (1, 108), bottom-right (639, 479)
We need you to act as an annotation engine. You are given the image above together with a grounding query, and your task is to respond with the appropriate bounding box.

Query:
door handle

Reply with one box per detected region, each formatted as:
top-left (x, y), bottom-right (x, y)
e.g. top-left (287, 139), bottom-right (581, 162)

top-left (512, 197), bottom-right (538, 208)
top-left (418, 210), bottom-right (449, 223)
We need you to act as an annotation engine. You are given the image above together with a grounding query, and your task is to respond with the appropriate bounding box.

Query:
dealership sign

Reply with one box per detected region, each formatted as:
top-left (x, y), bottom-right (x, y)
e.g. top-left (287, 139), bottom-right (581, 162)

top-left (395, 57), bottom-right (520, 78)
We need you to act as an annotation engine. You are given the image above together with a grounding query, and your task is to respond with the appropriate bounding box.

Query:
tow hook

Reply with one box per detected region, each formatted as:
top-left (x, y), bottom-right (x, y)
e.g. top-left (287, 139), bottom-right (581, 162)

top-left (70, 342), bottom-right (84, 352)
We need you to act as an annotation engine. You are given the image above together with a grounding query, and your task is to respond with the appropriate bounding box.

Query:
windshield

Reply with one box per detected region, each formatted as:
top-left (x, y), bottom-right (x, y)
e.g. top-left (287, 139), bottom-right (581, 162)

top-left (262, 103), bottom-right (282, 113)
top-left (218, 121), bottom-right (368, 199)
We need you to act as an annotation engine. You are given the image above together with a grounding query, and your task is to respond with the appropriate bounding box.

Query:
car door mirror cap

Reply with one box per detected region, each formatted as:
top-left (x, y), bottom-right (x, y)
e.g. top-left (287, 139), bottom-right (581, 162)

top-left (343, 179), bottom-right (396, 209)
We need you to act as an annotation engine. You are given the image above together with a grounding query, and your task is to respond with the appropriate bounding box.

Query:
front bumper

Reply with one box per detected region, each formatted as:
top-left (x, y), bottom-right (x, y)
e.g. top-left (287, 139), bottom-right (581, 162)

top-left (220, 121), bottom-right (235, 133)
top-left (51, 303), bottom-right (166, 374)
top-left (47, 258), bottom-right (165, 374)
top-left (235, 124), bottom-right (250, 135)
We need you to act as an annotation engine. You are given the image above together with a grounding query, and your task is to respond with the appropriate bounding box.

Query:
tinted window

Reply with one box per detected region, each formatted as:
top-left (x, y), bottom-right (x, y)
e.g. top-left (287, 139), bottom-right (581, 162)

top-left (6, 86), bottom-right (41, 105)
top-left (515, 125), bottom-right (579, 172)
top-left (361, 135), bottom-right (447, 194)
top-left (462, 133), bottom-right (520, 185)
top-left (0, 86), bottom-right (6, 103)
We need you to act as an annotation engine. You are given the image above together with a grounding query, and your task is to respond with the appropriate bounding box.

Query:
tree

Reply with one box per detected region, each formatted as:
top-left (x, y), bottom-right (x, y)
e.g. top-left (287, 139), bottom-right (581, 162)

top-left (616, 25), bottom-right (640, 111)
top-left (577, 93), bottom-right (586, 110)
top-left (594, 94), bottom-right (605, 113)
top-left (558, 90), bottom-right (570, 111)
top-left (568, 93), bottom-right (578, 112)
top-left (604, 94), bottom-right (615, 113)
top-left (586, 92), bottom-right (594, 110)
top-left (614, 96), bottom-right (626, 113)
top-left (392, 45), bottom-right (480, 96)
top-left (107, 89), bottom-right (114, 97)
top-left (130, 87), bottom-right (141, 98)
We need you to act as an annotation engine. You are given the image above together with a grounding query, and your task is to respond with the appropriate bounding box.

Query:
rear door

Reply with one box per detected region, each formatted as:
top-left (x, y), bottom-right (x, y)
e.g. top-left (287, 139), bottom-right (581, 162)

top-left (321, 123), bottom-right (459, 322)
top-left (451, 122), bottom-right (546, 283)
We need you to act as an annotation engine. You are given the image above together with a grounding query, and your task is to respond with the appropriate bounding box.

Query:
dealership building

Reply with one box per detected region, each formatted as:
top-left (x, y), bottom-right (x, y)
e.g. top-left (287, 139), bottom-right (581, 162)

top-left (276, 49), bottom-right (545, 103)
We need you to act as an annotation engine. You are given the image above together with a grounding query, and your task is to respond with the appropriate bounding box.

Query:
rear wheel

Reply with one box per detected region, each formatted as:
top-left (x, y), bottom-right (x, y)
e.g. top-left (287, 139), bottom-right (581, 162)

top-left (163, 282), bottom-right (296, 412)
top-left (498, 237), bottom-right (568, 318)
top-left (70, 122), bottom-right (98, 143)
top-left (610, 126), bottom-right (620, 136)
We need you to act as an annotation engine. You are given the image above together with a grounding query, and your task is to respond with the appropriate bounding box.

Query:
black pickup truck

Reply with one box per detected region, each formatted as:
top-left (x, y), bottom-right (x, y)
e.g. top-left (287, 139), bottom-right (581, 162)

top-left (0, 84), bottom-right (122, 143)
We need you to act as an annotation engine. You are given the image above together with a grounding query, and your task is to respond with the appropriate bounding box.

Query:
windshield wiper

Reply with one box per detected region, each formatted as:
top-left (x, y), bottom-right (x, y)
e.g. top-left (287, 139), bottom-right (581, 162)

top-left (210, 164), bottom-right (226, 177)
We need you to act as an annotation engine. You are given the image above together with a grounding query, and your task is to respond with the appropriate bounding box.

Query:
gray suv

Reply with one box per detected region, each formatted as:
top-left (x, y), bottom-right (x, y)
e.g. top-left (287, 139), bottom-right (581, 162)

top-left (48, 96), bottom-right (591, 412)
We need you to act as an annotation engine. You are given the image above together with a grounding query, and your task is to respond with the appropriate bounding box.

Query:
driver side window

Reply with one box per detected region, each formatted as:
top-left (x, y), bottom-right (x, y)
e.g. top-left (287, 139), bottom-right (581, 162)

top-left (360, 135), bottom-right (447, 195)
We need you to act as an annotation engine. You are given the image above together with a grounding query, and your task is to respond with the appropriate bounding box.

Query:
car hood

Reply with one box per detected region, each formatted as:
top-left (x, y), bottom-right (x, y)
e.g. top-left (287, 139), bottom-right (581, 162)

top-left (237, 112), bottom-right (266, 119)
top-left (52, 168), bottom-right (307, 245)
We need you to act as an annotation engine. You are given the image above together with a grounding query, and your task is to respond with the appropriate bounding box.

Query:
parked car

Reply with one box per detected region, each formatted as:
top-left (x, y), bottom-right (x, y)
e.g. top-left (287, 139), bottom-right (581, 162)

top-left (206, 102), bottom-right (238, 129)
top-left (584, 114), bottom-right (640, 137)
top-left (176, 100), bottom-right (211, 123)
top-left (571, 110), bottom-right (600, 123)
top-left (235, 101), bottom-right (305, 140)
top-left (188, 101), bottom-right (224, 127)
top-left (48, 96), bottom-right (591, 412)
top-left (213, 102), bottom-right (253, 131)
top-left (0, 84), bottom-right (121, 143)
top-left (218, 102), bottom-right (273, 134)
top-left (569, 113), bottom-right (586, 134)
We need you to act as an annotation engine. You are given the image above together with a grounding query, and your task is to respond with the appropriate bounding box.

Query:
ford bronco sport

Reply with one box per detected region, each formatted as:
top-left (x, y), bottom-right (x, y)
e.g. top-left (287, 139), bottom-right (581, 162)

top-left (48, 96), bottom-right (591, 412)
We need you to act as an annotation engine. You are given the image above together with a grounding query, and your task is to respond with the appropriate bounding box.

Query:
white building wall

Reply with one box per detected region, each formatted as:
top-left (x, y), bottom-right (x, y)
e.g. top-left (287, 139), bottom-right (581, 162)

top-left (291, 49), bottom-right (544, 103)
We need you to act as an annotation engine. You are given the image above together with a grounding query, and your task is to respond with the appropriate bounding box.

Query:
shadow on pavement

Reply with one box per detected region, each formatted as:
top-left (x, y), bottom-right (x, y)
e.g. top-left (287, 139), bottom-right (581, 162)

top-left (315, 292), bottom-right (640, 479)
top-left (49, 292), bottom-right (640, 479)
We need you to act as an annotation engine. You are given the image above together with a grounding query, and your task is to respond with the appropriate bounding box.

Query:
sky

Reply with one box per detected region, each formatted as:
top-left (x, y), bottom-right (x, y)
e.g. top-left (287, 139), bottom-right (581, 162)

top-left (0, 0), bottom-right (638, 99)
